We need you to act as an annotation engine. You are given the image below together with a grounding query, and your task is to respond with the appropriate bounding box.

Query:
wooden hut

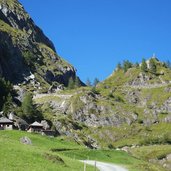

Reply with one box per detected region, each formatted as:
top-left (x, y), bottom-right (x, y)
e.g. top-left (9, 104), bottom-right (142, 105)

top-left (0, 117), bottom-right (13, 130)
top-left (27, 121), bottom-right (43, 132)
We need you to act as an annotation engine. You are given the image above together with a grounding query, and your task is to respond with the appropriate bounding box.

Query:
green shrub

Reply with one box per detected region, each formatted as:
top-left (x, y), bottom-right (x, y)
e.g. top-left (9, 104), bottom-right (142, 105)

top-left (91, 87), bottom-right (100, 94)
top-left (22, 51), bottom-right (35, 67)
top-left (163, 133), bottom-right (171, 144)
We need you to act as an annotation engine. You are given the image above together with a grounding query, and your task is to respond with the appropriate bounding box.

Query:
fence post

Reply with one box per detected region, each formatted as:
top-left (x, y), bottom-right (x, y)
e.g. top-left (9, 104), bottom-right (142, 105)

top-left (94, 160), bottom-right (96, 171)
top-left (84, 160), bottom-right (86, 171)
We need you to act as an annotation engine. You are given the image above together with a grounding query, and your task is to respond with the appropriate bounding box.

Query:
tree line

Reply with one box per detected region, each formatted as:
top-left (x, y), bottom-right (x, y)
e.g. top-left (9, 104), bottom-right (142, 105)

top-left (86, 78), bottom-right (100, 87)
top-left (67, 76), bottom-right (100, 89)
top-left (116, 58), bottom-right (171, 74)
top-left (0, 77), bottom-right (42, 123)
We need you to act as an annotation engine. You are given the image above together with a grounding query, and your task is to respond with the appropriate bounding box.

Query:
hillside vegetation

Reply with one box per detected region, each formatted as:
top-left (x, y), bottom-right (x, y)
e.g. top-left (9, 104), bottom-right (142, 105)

top-left (0, 130), bottom-right (166, 171)
top-left (0, 0), bottom-right (171, 170)
top-left (32, 58), bottom-right (171, 170)
top-left (0, 0), bottom-right (78, 92)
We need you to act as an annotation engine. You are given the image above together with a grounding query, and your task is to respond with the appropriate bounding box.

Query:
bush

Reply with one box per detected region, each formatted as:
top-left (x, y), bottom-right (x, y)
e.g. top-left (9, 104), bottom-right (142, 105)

top-left (163, 133), bottom-right (171, 144)
top-left (108, 144), bottom-right (114, 149)
top-left (108, 93), bottom-right (114, 98)
top-left (140, 133), bottom-right (171, 146)
top-left (91, 87), bottom-right (100, 94)
top-left (23, 51), bottom-right (35, 67)
top-left (138, 119), bottom-right (143, 124)
top-left (114, 95), bottom-right (124, 102)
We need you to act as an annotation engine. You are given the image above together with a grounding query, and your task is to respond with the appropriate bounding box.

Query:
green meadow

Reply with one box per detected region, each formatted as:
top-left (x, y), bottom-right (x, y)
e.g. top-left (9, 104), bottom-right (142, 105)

top-left (0, 130), bottom-right (166, 171)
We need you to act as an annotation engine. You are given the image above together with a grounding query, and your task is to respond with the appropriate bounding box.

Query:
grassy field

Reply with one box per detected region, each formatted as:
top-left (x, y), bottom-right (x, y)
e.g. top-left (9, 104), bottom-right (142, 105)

top-left (0, 130), bottom-right (91, 171)
top-left (0, 130), bottom-right (167, 171)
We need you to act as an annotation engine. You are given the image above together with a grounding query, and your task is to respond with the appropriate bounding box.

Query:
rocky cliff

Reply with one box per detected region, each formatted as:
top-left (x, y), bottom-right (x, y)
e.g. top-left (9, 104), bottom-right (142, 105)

top-left (0, 0), bottom-right (78, 91)
top-left (34, 58), bottom-right (171, 151)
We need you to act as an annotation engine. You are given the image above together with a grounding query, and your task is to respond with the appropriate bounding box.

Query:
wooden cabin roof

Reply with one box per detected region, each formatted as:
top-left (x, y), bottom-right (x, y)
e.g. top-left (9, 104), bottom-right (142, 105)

top-left (30, 121), bottom-right (43, 127)
top-left (0, 117), bottom-right (13, 124)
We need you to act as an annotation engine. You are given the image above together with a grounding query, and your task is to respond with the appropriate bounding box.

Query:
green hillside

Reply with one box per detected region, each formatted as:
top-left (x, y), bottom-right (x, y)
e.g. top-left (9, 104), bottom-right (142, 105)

top-left (0, 130), bottom-right (165, 171)
top-left (32, 58), bottom-right (171, 170)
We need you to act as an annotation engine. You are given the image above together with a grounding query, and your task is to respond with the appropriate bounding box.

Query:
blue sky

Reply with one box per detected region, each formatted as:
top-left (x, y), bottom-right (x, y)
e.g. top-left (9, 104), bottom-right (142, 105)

top-left (19, 0), bottom-right (171, 82)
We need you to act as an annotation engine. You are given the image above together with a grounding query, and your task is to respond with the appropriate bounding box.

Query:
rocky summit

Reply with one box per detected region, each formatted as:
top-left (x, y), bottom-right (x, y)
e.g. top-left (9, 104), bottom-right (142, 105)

top-left (0, 0), bottom-right (78, 91)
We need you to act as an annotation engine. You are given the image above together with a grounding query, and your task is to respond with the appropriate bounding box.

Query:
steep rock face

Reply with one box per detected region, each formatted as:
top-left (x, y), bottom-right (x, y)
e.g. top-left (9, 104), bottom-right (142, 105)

top-left (0, 0), bottom-right (55, 50)
top-left (0, 0), bottom-right (77, 88)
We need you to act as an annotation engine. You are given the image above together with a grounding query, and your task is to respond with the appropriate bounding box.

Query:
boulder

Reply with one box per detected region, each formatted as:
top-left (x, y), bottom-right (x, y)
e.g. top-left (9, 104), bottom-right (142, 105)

top-left (41, 120), bottom-right (50, 130)
top-left (20, 136), bottom-right (32, 145)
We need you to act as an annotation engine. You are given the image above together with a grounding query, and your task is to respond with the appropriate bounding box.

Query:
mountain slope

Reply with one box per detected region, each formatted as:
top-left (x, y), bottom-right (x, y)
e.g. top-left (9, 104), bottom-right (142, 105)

top-left (0, 0), bottom-right (77, 91)
top-left (34, 58), bottom-right (171, 170)
top-left (1, 1), bottom-right (171, 170)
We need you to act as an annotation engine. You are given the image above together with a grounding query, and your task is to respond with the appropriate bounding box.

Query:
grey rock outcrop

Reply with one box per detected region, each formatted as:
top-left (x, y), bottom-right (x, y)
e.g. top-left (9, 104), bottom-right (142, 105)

top-left (41, 120), bottom-right (50, 130)
top-left (0, 0), bottom-right (79, 88)
top-left (160, 97), bottom-right (171, 113)
top-left (127, 72), bottom-right (167, 88)
top-left (20, 136), bottom-right (32, 145)
top-left (0, 1), bottom-right (55, 50)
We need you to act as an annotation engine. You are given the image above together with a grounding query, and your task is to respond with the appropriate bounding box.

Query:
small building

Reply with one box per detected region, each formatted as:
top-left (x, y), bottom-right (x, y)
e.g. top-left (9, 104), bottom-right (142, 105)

top-left (27, 121), bottom-right (43, 133)
top-left (0, 117), bottom-right (13, 130)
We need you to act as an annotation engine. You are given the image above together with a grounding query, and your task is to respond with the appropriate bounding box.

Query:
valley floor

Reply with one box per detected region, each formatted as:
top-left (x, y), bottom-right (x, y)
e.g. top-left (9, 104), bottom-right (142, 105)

top-left (0, 130), bottom-right (168, 171)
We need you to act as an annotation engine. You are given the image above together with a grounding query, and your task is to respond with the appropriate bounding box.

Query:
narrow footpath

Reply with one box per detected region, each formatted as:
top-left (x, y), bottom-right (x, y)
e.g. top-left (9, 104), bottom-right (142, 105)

top-left (81, 160), bottom-right (128, 171)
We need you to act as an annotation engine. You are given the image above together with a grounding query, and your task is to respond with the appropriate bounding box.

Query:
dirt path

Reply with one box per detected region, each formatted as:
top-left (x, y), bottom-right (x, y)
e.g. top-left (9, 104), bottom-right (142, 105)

top-left (81, 160), bottom-right (128, 171)
top-left (33, 93), bottom-right (72, 100)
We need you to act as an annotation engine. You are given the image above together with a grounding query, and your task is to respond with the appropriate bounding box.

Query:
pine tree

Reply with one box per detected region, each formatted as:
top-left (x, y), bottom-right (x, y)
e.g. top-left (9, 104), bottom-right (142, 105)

top-left (93, 78), bottom-right (100, 87)
top-left (116, 63), bottom-right (122, 70)
top-left (141, 58), bottom-right (148, 72)
top-left (86, 78), bottom-right (91, 87)
top-left (135, 62), bottom-right (139, 68)
top-left (0, 77), bottom-right (13, 110)
top-left (149, 58), bottom-right (157, 74)
top-left (21, 93), bottom-right (34, 121)
top-left (165, 60), bottom-right (171, 69)
top-left (2, 93), bottom-right (13, 115)
top-left (123, 60), bottom-right (132, 72)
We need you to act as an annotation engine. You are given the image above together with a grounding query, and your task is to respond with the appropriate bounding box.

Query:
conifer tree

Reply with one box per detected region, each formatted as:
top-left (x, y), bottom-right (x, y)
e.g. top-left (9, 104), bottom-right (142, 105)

top-left (141, 58), bottom-right (148, 72)
top-left (2, 93), bottom-right (13, 115)
top-left (116, 63), bottom-right (122, 70)
top-left (93, 78), bottom-right (100, 87)
top-left (0, 77), bottom-right (13, 110)
top-left (21, 93), bottom-right (34, 121)
top-left (86, 78), bottom-right (91, 87)
top-left (165, 60), bottom-right (171, 69)
top-left (135, 62), bottom-right (139, 68)
top-left (149, 58), bottom-right (157, 74)
top-left (123, 60), bottom-right (132, 72)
